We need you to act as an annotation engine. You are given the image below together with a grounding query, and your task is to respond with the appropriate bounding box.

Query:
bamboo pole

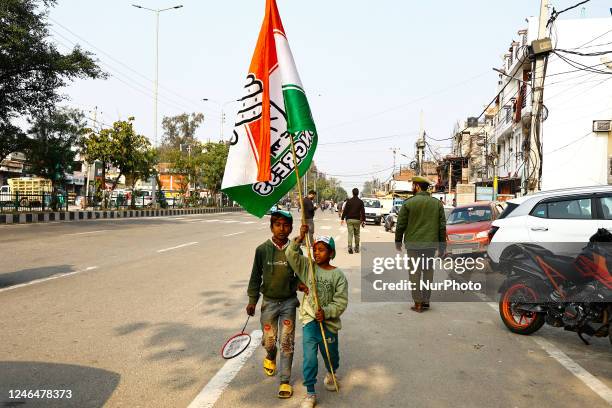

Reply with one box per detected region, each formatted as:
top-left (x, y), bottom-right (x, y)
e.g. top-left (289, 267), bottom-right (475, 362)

top-left (289, 135), bottom-right (339, 392)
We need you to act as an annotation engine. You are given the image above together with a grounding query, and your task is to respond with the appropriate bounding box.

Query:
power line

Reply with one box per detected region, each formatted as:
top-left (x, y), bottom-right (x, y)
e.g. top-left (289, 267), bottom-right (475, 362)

top-left (326, 166), bottom-right (395, 177)
top-left (553, 51), bottom-right (612, 75)
top-left (555, 48), bottom-right (612, 57)
top-left (318, 131), bottom-right (418, 146)
top-left (50, 30), bottom-right (205, 115)
top-left (547, 0), bottom-right (592, 27)
top-left (318, 71), bottom-right (490, 131)
top-left (544, 131), bottom-right (590, 154)
top-left (48, 17), bottom-right (216, 115)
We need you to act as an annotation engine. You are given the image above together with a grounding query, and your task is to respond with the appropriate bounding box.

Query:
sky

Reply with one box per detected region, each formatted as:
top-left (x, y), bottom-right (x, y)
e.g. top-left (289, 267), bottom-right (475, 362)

top-left (47, 0), bottom-right (612, 191)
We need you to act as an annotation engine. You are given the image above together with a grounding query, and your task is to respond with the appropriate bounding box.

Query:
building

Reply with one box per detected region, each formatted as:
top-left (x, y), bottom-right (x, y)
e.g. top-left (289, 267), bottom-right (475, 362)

top-left (0, 152), bottom-right (26, 186)
top-left (458, 16), bottom-right (612, 196)
top-left (538, 18), bottom-right (612, 189)
top-left (450, 116), bottom-right (494, 185)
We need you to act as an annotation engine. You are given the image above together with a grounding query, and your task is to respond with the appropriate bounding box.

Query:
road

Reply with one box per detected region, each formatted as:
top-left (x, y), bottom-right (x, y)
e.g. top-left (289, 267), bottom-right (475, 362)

top-left (0, 211), bottom-right (610, 407)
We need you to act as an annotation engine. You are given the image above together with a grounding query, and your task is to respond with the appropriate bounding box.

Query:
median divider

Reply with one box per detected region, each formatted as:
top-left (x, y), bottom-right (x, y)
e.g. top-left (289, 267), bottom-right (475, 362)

top-left (0, 207), bottom-right (244, 225)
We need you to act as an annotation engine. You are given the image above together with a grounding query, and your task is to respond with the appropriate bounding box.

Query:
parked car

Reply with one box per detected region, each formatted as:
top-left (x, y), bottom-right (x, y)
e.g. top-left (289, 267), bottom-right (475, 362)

top-left (488, 185), bottom-right (612, 265)
top-left (135, 190), bottom-right (153, 207)
top-left (443, 205), bottom-right (454, 220)
top-left (363, 198), bottom-right (383, 225)
top-left (446, 202), bottom-right (503, 256)
top-left (384, 205), bottom-right (402, 232)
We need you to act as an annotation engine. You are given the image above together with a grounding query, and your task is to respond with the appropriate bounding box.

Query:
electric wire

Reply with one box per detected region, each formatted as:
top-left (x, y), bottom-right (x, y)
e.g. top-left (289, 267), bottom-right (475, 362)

top-left (48, 17), bottom-right (216, 114)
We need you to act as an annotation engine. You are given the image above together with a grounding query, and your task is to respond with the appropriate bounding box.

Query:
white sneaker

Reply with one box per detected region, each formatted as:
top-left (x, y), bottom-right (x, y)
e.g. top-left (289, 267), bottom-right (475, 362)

top-left (300, 394), bottom-right (317, 408)
top-left (324, 372), bottom-right (339, 391)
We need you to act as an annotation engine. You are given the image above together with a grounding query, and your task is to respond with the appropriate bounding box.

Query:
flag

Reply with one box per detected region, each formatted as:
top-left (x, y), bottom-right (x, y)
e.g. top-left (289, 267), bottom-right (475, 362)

top-left (221, 0), bottom-right (317, 218)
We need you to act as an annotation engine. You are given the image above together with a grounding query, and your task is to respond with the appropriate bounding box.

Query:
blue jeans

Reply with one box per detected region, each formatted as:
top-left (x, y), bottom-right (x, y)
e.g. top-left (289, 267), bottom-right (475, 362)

top-left (302, 320), bottom-right (339, 393)
top-left (260, 296), bottom-right (299, 383)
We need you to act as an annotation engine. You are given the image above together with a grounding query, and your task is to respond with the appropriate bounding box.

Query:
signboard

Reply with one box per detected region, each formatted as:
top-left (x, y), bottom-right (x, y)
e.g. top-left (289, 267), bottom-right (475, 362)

top-left (476, 186), bottom-right (494, 201)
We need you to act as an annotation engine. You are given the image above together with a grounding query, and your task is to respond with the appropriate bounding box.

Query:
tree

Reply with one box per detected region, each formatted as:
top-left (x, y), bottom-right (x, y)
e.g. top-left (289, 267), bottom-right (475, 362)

top-left (107, 118), bottom-right (155, 193)
top-left (26, 107), bottom-right (87, 209)
top-left (362, 181), bottom-right (373, 196)
top-left (0, 0), bottom-right (105, 161)
top-left (0, 123), bottom-right (27, 163)
top-left (124, 147), bottom-right (157, 209)
top-left (81, 118), bottom-right (156, 208)
top-left (80, 126), bottom-right (114, 199)
top-left (201, 142), bottom-right (229, 196)
top-left (161, 112), bottom-right (204, 150)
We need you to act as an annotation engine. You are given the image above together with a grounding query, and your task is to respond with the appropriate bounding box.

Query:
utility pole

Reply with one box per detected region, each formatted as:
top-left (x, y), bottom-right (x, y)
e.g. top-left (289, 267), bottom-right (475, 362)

top-left (416, 110), bottom-right (426, 176)
top-left (448, 162), bottom-right (452, 196)
top-left (390, 148), bottom-right (400, 178)
top-left (524, 0), bottom-right (550, 194)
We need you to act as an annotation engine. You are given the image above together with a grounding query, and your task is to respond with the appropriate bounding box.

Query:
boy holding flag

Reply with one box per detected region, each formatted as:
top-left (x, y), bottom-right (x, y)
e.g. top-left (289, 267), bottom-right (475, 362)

top-left (286, 225), bottom-right (348, 408)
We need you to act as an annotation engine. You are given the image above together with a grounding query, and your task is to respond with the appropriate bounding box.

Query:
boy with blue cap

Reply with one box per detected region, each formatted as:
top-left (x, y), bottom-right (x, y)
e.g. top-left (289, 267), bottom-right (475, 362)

top-left (246, 210), bottom-right (306, 399)
top-left (286, 225), bottom-right (349, 408)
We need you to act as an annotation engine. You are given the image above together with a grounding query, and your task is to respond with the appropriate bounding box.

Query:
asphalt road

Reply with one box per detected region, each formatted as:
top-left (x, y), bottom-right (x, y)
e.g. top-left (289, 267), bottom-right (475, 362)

top-left (0, 210), bottom-right (610, 408)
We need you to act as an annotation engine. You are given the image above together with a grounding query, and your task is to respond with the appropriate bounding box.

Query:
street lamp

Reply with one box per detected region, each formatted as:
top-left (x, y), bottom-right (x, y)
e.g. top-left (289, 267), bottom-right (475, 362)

top-left (132, 4), bottom-right (183, 147)
top-left (202, 98), bottom-right (240, 141)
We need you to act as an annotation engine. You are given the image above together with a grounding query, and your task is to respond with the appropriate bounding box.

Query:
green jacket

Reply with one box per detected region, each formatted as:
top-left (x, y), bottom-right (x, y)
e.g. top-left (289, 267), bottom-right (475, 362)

top-left (394, 192), bottom-right (447, 249)
top-left (286, 239), bottom-right (348, 333)
top-left (247, 240), bottom-right (300, 305)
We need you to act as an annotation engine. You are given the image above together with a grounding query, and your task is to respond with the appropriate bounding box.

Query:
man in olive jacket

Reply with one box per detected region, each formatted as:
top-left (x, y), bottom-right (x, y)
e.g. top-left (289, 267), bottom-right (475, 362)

top-left (394, 176), bottom-right (446, 313)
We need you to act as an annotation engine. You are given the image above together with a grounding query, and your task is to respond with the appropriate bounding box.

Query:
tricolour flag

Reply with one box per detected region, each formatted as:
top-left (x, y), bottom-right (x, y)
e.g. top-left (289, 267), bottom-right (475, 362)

top-left (221, 0), bottom-right (317, 218)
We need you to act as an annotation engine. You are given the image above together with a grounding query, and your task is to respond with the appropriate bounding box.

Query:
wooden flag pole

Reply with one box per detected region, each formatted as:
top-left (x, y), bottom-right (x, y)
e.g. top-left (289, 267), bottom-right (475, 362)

top-left (289, 135), bottom-right (339, 392)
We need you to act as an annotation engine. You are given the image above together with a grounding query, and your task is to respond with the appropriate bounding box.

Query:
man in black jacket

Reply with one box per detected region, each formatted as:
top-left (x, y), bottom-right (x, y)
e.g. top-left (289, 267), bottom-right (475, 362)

top-left (341, 188), bottom-right (365, 254)
top-left (302, 190), bottom-right (317, 245)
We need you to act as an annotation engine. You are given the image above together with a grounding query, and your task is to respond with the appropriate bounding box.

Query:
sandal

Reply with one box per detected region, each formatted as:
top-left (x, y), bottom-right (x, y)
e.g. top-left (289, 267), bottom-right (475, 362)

top-left (278, 383), bottom-right (293, 398)
top-left (263, 358), bottom-right (276, 376)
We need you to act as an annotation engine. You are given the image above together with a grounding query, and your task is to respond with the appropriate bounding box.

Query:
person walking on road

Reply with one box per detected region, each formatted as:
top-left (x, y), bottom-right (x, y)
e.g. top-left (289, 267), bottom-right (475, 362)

top-left (286, 226), bottom-right (348, 408)
top-left (394, 176), bottom-right (446, 313)
top-left (246, 210), bottom-right (307, 399)
top-left (341, 188), bottom-right (365, 254)
top-left (302, 190), bottom-right (317, 245)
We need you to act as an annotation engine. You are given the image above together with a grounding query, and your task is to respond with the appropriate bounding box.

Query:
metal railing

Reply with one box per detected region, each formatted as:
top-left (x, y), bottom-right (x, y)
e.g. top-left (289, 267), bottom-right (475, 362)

top-left (0, 193), bottom-right (69, 212)
top-left (0, 192), bottom-right (236, 212)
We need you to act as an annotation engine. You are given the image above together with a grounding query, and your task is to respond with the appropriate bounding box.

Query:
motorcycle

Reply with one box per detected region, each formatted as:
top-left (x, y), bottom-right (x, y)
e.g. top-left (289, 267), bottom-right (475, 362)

top-left (497, 228), bottom-right (612, 346)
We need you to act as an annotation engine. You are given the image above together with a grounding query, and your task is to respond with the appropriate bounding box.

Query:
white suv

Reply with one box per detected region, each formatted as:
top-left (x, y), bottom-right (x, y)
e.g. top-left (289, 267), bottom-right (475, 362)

top-left (488, 185), bottom-right (612, 264)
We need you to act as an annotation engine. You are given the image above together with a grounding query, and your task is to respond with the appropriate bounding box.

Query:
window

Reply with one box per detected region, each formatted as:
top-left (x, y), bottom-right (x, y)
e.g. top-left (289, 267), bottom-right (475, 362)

top-left (363, 199), bottom-right (381, 208)
top-left (447, 206), bottom-right (492, 225)
top-left (599, 196), bottom-right (612, 220)
top-left (533, 198), bottom-right (593, 220)
top-left (532, 203), bottom-right (547, 218)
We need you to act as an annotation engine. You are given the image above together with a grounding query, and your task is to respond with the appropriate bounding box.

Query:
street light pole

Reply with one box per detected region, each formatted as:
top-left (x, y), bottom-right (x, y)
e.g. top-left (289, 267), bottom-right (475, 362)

top-left (132, 4), bottom-right (183, 147)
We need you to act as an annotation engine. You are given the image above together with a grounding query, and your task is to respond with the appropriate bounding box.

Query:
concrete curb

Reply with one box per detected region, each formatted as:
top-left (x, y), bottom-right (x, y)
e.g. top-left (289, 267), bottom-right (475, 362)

top-left (0, 207), bottom-right (244, 225)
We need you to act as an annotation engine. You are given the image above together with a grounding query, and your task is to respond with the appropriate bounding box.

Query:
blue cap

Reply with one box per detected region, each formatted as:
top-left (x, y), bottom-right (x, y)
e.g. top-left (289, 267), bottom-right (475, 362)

top-left (271, 210), bottom-right (293, 221)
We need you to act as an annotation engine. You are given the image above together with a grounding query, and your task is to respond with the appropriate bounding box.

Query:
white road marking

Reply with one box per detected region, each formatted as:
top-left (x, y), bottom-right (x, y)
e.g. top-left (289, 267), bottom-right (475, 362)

top-left (64, 230), bottom-right (108, 236)
top-left (202, 219), bottom-right (220, 223)
top-left (485, 302), bottom-right (612, 404)
top-left (187, 330), bottom-right (262, 408)
top-left (222, 220), bottom-right (239, 224)
top-left (241, 221), bottom-right (256, 225)
top-left (156, 242), bottom-right (199, 253)
top-left (223, 231), bottom-right (245, 237)
top-left (0, 266), bottom-right (99, 293)
top-left (334, 235), bottom-right (341, 242)
top-left (320, 226), bottom-right (331, 230)
top-left (533, 337), bottom-right (612, 404)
